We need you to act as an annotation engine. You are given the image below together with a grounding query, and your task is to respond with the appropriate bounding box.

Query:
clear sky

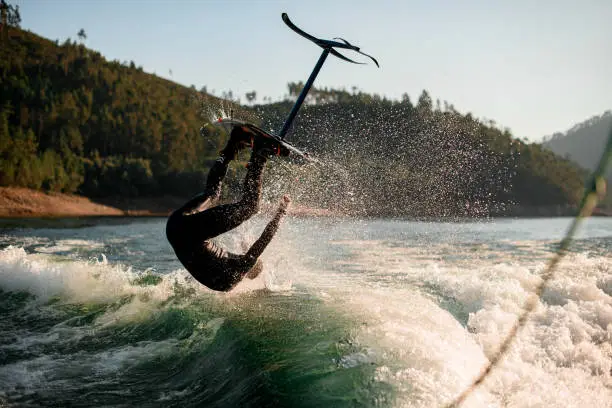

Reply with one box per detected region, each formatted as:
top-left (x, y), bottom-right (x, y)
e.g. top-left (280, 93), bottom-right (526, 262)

top-left (15, 0), bottom-right (612, 140)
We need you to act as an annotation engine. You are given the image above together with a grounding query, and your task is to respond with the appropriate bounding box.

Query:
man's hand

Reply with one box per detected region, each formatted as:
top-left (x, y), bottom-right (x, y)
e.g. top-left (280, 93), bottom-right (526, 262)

top-left (278, 194), bottom-right (291, 213)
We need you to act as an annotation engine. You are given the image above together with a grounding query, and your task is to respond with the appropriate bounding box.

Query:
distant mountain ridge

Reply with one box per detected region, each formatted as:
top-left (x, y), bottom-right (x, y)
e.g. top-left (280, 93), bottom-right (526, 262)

top-left (543, 111), bottom-right (611, 210)
top-left (544, 111), bottom-right (612, 175)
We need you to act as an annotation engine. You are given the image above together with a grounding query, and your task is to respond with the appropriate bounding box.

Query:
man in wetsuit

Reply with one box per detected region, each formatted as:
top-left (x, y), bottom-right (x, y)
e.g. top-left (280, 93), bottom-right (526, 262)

top-left (166, 126), bottom-right (291, 291)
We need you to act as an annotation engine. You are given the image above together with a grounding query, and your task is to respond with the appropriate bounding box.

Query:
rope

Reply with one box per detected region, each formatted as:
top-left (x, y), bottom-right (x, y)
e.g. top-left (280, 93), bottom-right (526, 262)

top-left (447, 125), bottom-right (612, 407)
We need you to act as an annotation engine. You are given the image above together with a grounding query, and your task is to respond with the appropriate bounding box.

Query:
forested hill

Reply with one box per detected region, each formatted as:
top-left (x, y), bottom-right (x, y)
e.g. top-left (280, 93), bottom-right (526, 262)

top-left (0, 21), bottom-right (589, 216)
top-left (1, 23), bottom-right (241, 197)
top-left (543, 111), bottom-right (612, 176)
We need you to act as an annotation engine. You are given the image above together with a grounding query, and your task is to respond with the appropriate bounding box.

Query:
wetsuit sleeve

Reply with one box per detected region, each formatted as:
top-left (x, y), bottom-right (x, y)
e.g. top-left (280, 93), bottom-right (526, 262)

top-left (245, 201), bottom-right (288, 261)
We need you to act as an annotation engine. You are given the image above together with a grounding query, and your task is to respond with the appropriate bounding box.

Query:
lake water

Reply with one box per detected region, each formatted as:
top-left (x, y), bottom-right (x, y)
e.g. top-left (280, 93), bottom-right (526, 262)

top-left (0, 215), bottom-right (610, 407)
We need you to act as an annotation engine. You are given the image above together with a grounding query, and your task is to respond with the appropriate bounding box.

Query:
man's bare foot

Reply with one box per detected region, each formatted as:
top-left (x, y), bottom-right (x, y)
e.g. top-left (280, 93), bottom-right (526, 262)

top-left (246, 259), bottom-right (263, 279)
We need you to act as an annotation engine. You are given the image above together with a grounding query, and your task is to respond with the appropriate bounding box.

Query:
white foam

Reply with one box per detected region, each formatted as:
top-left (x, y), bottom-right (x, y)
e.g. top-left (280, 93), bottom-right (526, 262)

top-left (284, 238), bottom-right (612, 407)
top-left (0, 246), bottom-right (199, 314)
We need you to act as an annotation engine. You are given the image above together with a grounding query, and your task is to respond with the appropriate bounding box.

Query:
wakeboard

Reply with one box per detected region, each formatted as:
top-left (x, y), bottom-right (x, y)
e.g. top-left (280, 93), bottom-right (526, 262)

top-left (211, 118), bottom-right (313, 161)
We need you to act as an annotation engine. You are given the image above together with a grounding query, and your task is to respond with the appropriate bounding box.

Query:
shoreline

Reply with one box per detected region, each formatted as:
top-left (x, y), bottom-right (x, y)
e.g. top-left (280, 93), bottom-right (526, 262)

top-left (0, 187), bottom-right (609, 219)
top-left (0, 187), bottom-right (336, 219)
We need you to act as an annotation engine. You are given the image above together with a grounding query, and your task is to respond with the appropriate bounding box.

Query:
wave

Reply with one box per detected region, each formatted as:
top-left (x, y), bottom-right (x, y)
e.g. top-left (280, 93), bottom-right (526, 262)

top-left (315, 239), bottom-right (612, 407)
top-left (1, 236), bottom-right (611, 407)
top-left (0, 246), bottom-right (389, 407)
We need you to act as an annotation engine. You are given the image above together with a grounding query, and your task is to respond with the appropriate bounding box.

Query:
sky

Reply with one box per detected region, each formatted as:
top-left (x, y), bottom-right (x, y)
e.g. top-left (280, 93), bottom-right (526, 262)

top-left (14, 0), bottom-right (612, 140)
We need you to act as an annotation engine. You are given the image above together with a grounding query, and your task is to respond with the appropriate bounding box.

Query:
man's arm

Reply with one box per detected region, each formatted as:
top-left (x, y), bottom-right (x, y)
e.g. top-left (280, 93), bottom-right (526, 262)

top-left (245, 195), bottom-right (291, 260)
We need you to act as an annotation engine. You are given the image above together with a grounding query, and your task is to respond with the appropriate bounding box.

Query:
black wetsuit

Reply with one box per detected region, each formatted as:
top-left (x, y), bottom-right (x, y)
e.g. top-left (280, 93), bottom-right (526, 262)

top-left (166, 153), bottom-right (278, 291)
